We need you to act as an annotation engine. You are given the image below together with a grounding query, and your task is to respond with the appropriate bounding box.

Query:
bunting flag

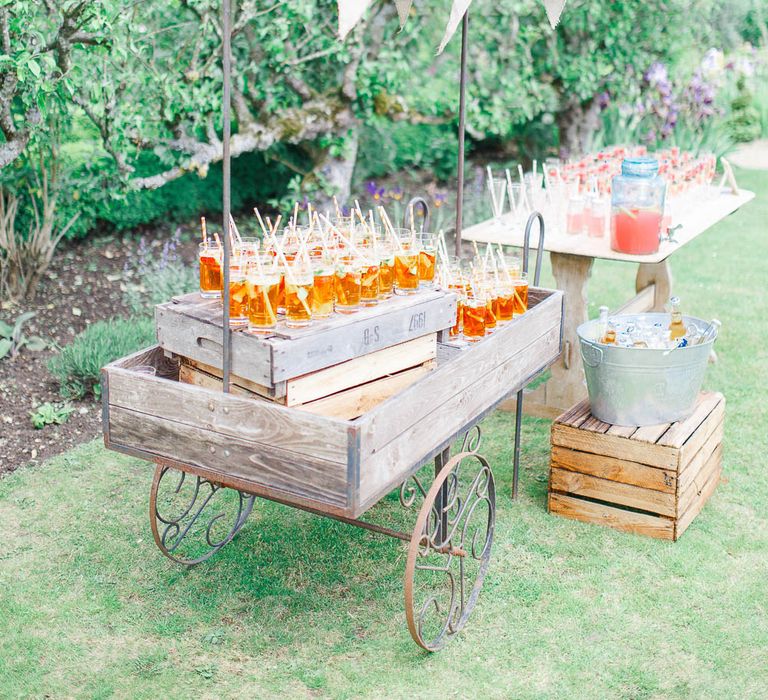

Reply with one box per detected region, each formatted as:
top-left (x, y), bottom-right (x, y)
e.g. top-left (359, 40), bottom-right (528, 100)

top-left (338, 0), bottom-right (374, 39)
top-left (337, 0), bottom-right (567, 46)
top-left (437, 0), bottom-right (473, 54)
top-left (542, 0), bottom-right (567, 28)
top-left (394, 0), bottom-right (413, 28)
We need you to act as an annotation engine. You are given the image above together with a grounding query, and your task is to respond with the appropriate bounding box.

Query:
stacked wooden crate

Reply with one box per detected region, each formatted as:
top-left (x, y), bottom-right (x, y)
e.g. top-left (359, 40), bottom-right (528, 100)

top-left (155, 290), bottom-right (457, 420)
top-left (548, 392), bottom-right (724, 540)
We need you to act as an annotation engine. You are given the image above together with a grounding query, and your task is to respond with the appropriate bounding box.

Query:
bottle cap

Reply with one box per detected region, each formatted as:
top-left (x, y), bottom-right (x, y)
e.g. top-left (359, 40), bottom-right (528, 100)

top-left (621, 157), bottom-right (660, 178)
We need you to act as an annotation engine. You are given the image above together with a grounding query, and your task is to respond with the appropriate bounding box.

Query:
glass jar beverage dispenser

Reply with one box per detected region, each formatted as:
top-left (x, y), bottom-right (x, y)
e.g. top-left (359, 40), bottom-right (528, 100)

top-left (610, 157), bottom-right (667, 255)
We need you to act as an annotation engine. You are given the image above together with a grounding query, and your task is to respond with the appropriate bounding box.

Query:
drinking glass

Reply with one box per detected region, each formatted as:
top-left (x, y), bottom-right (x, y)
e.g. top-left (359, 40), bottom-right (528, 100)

top-left (393, 229), bottom-right (420, 294)
top-left (416, 231), bottom-right (437, 287)
top-left (284, 260), bottom-right (314, 328)
top-left (246, 256), bottom-right (280, 333)
top-left (311, 254), bottom-right (336, 319)
top-left (462, 297), bottom-right (486, 342)
top-left (335, 255), bottom-right (362, 313)
top-left (198, 242), bottom-right (222, 298)
top-left (228, 260), bottom-right (249, 325)
top-left (513, 272), bottom-right (529, 316)
top-left (377, 241), bottom-right (395, 299)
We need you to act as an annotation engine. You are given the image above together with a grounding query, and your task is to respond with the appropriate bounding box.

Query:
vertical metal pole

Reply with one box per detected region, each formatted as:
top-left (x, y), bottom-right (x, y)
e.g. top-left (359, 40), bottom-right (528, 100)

top-left (221, 0), bottom-right (232, 393)
top-left (434, 446), bottom-right (451, 546)
top-left (454, 12), bottom-right (469, 258)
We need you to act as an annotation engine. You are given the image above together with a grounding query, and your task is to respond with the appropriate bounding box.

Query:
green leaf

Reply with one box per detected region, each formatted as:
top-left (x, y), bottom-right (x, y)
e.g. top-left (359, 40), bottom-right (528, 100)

top-left (27, 59), bottom-right (40, 78)
top-left (0, 338), bottom-right (12, 360)
top-left (0, 320), bottom-right (12, 337)
top-left (26, 336), bottom-right (48, 352)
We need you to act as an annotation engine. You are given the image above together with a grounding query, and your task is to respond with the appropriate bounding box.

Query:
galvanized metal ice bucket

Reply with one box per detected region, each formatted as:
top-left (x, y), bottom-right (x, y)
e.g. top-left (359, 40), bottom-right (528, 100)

top-left (577, 314), bottom-right (717, 426)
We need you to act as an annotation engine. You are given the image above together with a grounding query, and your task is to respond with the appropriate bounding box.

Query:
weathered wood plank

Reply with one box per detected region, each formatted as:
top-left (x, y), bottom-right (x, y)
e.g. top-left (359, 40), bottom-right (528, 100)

top-left (675, 462), bottom-right (721, 539)
top-left (555, 399), bottom-right (592, 428)
top-left (269, 292), bottom-right (455, 382)
top-left (356, 322), bottom-right (562, 512)
top-left (606, 424), bottom-right (638, 438)
top-left (286, 335), bottom-right (436, 406)
top-left (612, 284), bottom-right (655, 316)
top-left (106, 367), bottom-right (348, 464)
top-left (677, 417), bottom-right (724, 494)
top-left (108, 406), bottom-right (348, 508)
top-left (657, 391), bottom-right (723, 448)
top-left (678, 396), bottom-right (725, 467)
top-left (359, 289), bottom-right (563, 458)
top-left (550, 468), bottom-right (676, 516)
top-left (181, 358), bottom-right (281, 399)
top-left (678, 443), bottom-right (722, 514)
top-left (548, 492), bottom-right (674, 540)
top-left (631, 422), bottom-right (673, 444)
top-left (551, 445), bottom-right (676, 493)
top-left (551, 423), bottom-right (679, 470)
top-left (296, 362), bottom-right (434, 420)
top-left (580, 414), bottom-right (612, 433)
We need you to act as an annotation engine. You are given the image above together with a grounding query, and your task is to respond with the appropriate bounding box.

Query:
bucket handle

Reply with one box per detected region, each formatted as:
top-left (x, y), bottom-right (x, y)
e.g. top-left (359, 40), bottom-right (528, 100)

top-left (582, 343), bottom-right (603, 368)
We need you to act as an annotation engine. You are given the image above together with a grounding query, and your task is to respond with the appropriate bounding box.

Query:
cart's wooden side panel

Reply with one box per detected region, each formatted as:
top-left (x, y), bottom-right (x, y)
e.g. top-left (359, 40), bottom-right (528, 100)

top-left (108, 406), bottom-right (348, 507)
top-left (355, 290), bottom-right (563, 512)
top-left (103, 349), bottom-right (351, 512)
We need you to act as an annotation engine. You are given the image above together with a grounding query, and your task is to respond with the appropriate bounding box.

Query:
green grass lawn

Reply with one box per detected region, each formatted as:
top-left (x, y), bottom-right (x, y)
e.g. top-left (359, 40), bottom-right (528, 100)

top-left (1, 169), bottom-right (767, 699)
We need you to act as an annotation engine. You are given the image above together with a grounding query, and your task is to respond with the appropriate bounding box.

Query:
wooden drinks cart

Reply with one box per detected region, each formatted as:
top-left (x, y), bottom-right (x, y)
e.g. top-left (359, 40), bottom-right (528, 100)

top-left (102, 285), bottom-right (563, 651)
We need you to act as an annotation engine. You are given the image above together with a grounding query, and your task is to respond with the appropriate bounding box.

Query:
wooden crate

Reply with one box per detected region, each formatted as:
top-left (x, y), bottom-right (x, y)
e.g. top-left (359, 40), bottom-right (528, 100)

top-left (177, 335), bottom-right (437, 421)
top-left (155, 289), bottom-right (456, 394)
top-left (548, 392), bottom-right (724, 540)
top-left (103, 287), bottom-right (563, 519)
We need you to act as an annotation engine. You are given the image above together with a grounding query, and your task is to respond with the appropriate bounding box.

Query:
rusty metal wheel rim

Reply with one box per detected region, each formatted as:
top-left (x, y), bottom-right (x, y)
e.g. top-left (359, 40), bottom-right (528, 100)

top-left (149, 463), bottom-right (255, 566)
top-left (404, 451), bottom-right (495, 651)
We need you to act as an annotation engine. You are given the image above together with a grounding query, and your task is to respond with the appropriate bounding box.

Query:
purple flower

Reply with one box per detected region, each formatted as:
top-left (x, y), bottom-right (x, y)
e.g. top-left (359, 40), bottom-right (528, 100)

top-left (644, 62), bottom-right (669, 86)
top-left (597, 91), bottom-right (610, 110)
top-left (389, 186), bottom-right (403, 201)
top-left (365, 181), bottom-right (378, 196)
top-left (433, 192), bottom-right (447, 208)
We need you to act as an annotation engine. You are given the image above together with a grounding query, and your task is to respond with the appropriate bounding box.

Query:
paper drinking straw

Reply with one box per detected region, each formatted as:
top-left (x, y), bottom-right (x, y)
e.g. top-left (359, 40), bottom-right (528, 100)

top-left (201, 217), bottom-right (208, 244)
top-left (377, 207), bottom-right (405, 252)
top-left (486, 165), bottom-right (500, 218)
top-left (319, 213), bottom-right (373, 264)
top-left (275, 238), bottom-right (312, 316)
top-left (253, 208), bottom-right (269, 237)
top-left (517, 164), bottom-right (531, 210)
top-left (332, 195), bottom-right (342, 219)
top-left (504, 169), bottom-right (519, 216)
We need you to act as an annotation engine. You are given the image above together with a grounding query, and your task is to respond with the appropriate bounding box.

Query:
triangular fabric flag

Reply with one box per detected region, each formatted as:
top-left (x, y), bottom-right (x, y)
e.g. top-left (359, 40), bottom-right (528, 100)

top-left (437, 0), bottom-right (474, 54)
top-left (338, 0), bottom-right (374, 39)
top-left (541, 0), bottom-right (567, 29)
top-left (394, 0), bottom-right (413, 27)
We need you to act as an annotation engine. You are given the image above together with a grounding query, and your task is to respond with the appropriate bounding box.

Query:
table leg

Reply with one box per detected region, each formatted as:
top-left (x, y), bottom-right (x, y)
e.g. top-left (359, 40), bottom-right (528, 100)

top-left (524, 252), bottom-right (594, 418)
top-left (636, 260), bottom-right (672, 312)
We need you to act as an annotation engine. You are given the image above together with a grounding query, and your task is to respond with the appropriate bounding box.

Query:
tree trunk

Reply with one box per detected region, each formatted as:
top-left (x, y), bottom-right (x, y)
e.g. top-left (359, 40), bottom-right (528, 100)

top-left (557, 96), bottom-right (602, 159)
top-left (309, 126), bottom-right (359, 211)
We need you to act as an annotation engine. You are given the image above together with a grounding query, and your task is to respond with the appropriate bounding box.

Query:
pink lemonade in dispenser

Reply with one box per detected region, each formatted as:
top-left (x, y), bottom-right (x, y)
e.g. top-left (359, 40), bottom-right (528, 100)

top-left (611, 208), bottom-right (663, 254)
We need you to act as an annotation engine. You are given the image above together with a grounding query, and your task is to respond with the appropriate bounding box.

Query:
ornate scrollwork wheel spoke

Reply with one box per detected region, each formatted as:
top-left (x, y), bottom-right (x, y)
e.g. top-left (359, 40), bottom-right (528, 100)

top-left (149, 463), bottom-right (255, 566)
top-left (404, 450), bottom-right (495, 652)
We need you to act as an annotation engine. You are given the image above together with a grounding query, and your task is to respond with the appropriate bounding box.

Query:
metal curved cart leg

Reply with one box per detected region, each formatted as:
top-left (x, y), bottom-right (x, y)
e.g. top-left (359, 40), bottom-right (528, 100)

top-left (149, 462), bottom-right (255, 566)
top-left (403, 429), bottom-right (496, 652)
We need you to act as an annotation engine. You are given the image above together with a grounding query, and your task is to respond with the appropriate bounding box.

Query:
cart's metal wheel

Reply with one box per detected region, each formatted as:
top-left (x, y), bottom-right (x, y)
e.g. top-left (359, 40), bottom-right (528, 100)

top-left (404, 451), bottom-right (495, 651)
top-left (149, 463), bottom-right (255, 566)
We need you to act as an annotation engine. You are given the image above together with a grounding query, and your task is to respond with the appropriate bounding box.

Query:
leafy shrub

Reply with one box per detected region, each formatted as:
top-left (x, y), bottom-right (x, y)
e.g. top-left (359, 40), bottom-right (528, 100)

top-left (123, 229), bottom-right (197, 314)
top-left (355, 121), bottom-right (459, 185)
top-left (48, 317), bottom-right (155, 399)
top-left (727, 77), bottom-right (762, 142)
top-left (0, 311), bottom-right (48, 360)
top-left (30, 402), bottom-right (74, 429)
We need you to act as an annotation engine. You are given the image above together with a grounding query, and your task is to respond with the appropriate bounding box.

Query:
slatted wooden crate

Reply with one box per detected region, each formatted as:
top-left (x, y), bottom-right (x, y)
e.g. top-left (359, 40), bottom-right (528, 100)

top-left (176, 334), bottom-right (437, 421)
top-left (103, 287), bottom-right (564, 518)
top-left (155, 289), bottom-right (457, 396)
top-left (548, 392), bottom-right (724, 540)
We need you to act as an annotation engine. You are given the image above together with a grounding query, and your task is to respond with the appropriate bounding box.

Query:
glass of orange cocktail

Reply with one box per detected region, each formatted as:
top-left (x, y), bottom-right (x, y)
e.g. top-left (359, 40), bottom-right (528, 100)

top-left (228, 260), bottom-right (249, 325)
top-left (246, 255), bottom-right (280, 333)
top-left (393, 230), bottom-right (420, 295)
top-left (377, 241), bottom-right (395, 299)
top-left (495, 282), bottom-right (515, 322)
top-left (335, 254), bottom-right (362, 314)
top-left (462, 297), bottom-right (486, 342)
top-left (198, 242), bottom-right (222, 298)
top-left (311, 254), bottom-right (336, 319)
top-left (513, 271), bottom-right (529, 316)
top-left (415, 231), bottom-right (437, 287)
top-left (359, 246), bottom-right (380, 307)
top-left (284, 260), bottom-right (314, 328)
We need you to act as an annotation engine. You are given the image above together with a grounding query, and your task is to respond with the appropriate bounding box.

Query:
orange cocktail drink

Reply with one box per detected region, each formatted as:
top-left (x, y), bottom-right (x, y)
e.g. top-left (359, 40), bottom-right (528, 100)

top-left (495, 284), bottom-right (515, 322)
top-left (228, 262), bottom-right (249, 324)
top-left (513, 273), bottom-right (529, 316)
top-left (246, 258), bottom-right (280, 333)
top-left (360, 260), bottom-right (380, 306)
top-left (284, 262), bottom-right (313, 328)
top-left (311, 256), bottom-right (335, 319)
top-left (198, 242), bottom-right (222, 298)
top-left (416, 232), bottom-right (437, 287)
top-left (335, 255), bottom-right (362, 314)
top-left (377, 242), bottom-right (395, 299)
top-left (462, 298), bottom-right (486, 342)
